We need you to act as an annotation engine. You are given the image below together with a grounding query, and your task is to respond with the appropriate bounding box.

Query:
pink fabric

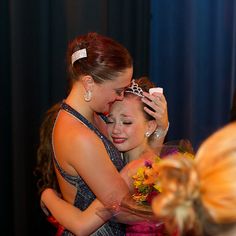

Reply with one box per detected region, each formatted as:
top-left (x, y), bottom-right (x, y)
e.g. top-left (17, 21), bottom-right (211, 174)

top-left (47, 216), bottom-right (65, 236)
top-left (126, 222), bottom-right (166, 236)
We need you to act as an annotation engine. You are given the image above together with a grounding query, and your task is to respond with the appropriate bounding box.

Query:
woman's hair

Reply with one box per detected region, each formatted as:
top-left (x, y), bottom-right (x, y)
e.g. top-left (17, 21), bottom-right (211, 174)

top-left (67, 32), bottom-right (133, 87)
top-left (152, 122), bottom-right (236, 236)
top-left (35, 102), bottom-right (61, 194)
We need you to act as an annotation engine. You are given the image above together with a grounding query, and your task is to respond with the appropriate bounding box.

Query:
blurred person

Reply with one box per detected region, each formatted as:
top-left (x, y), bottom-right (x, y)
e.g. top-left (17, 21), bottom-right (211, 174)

top-left (152, 122), bottom-right (236, 236)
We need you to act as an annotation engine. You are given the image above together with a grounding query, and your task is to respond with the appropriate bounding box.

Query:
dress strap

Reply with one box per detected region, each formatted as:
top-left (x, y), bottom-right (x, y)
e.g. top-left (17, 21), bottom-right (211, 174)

top-left (61, 102), bottom-right (103, 137)
top-left (51, 109), bottom-right (79, 187)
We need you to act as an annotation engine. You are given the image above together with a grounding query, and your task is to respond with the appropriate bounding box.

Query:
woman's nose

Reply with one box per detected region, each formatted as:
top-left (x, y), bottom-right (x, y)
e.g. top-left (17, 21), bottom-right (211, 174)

top-left (116, 91), bottom-right (124, 101)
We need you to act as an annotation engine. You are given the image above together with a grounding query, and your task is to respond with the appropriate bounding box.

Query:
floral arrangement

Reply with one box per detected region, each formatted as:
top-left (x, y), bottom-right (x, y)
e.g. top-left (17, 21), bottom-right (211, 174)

top-left (131, 143), bottom-right (195, 205)
top-left (132, 156), bottom-right (162, 205)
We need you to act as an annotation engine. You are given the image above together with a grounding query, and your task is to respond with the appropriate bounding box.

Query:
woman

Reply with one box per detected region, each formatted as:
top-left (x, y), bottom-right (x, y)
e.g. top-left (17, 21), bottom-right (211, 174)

top-left (39, 77), bottom-right (169, 235)
top-left (152, 121), bottom-right (236, 236)
top-left (38, 32), bottom-right (169, 236)
top-left (49, 31), bottom-right (132, 235)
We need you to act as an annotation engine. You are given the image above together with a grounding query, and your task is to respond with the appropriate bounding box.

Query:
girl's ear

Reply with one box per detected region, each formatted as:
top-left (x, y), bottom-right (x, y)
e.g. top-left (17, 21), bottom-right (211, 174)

top-left (147, 120), bottom-right (158, 136)
top-left (81, 75), bottom-right (94, 91)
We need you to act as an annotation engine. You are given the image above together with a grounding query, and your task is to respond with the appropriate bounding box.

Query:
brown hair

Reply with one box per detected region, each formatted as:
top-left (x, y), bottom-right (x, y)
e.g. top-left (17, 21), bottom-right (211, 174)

top-left (35, 102), bottom-right (61, 194)
top-left (152, 122), bottom-right (236, 236)
top-left (124, 76), bottom-right (156, 121)
top-left (67, 32), bottom-right (133, 87)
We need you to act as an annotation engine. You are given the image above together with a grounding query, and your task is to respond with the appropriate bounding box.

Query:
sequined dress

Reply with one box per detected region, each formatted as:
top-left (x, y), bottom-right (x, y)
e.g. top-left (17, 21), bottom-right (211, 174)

top-left (53, 102), bottom-right (126, 236)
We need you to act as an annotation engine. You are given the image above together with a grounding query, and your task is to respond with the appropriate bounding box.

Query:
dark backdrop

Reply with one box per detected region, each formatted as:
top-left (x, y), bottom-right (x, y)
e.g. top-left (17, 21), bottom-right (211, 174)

top-left (150, 0), bottom-right (236, 148)
top-left (1, 0), bottom-right (236, 235)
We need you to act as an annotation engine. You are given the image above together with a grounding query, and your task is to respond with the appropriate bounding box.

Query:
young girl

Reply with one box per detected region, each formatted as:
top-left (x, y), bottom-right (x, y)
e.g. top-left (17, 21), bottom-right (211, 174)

top-left (106, 77), bottom-right (168, 235)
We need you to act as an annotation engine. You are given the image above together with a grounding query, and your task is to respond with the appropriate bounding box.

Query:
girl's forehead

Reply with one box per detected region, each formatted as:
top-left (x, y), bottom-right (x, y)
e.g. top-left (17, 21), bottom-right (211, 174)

top-left (110, 98), bottom-right (142, 115)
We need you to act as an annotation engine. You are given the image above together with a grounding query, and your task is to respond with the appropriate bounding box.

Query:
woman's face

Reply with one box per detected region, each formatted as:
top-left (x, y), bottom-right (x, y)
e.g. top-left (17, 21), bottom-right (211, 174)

top-left (92, 67), bottom-right (133, 113)
top-left (107, 96), bottom-right (149, 152)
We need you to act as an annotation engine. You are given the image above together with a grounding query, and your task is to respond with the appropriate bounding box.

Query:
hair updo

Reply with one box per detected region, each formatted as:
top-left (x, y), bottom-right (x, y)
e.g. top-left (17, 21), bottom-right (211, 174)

top-left (66, 32), bottom-right (133, 86)
top-left (152, 122), bottom-right (236, 236)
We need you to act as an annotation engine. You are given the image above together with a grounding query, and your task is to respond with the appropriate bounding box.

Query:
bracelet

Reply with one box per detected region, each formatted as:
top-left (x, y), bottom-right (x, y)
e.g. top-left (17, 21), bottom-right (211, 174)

top-left (154, 122), bottom-right (169, 139)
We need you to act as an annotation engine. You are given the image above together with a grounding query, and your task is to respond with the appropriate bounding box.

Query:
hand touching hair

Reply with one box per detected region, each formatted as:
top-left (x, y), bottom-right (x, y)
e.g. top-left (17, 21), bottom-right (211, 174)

top-left (152, 122), bottom-right (236, 236)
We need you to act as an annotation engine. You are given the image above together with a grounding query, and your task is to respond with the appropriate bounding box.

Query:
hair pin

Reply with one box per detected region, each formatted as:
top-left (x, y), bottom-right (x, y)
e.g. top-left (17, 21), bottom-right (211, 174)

top-left (71, 48), bottom-right (87, 65)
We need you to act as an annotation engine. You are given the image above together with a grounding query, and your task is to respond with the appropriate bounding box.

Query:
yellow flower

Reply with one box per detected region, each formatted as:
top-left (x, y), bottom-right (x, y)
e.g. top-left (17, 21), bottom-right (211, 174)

top-left (131, 151), bottom-right (195, 204)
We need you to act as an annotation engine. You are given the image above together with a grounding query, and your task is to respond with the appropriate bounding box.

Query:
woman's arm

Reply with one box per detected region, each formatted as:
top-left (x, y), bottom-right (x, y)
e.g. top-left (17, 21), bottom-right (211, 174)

top-left (50, 114), bottom-right (158, 233)
top-left (142, 91), bottom-right (169, 148)
top-left (70, 137), bottom-right (150, 223)
top-left (69, 129), bottom-right (130, 205)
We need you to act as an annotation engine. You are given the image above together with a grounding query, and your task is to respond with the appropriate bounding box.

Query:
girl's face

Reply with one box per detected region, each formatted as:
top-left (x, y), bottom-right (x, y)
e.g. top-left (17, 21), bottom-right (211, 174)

top-left (107, 96), bottom-right (150, 153)
top-left (92, 67), bottom-right (133, 113)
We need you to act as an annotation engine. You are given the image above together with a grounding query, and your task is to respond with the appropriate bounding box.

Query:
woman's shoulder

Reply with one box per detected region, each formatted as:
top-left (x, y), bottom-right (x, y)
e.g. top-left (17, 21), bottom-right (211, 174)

top-left (54, 111), bottom-right (104, 152)
top-left (55, 110), bottom-right (98, 138)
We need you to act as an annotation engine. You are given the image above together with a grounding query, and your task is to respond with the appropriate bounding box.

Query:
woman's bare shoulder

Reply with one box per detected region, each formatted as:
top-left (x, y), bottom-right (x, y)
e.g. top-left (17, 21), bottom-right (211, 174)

top-left (57, 111), bottom-right (110, 158)
top-left (53, 111), bottom-right (105, 164)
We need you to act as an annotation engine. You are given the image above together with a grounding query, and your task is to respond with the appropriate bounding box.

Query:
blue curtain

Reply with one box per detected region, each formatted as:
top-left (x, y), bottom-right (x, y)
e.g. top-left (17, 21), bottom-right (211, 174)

top-left (150, 0), bottom-right (236, 149)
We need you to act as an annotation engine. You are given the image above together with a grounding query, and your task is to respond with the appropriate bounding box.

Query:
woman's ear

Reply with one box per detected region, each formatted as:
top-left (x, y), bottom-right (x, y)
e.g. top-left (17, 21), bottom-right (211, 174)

top-left (81, 75), bottom-right (94, 91)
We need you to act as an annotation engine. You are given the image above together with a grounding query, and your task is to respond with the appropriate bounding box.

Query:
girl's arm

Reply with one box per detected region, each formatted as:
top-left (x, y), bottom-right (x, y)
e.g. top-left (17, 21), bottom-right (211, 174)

top-left (41, 188), bottom-right (105, 236)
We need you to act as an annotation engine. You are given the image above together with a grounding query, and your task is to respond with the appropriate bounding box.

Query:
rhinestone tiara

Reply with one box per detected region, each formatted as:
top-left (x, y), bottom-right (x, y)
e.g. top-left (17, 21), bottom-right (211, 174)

top-left (125, 79), bottom-right (144, 97)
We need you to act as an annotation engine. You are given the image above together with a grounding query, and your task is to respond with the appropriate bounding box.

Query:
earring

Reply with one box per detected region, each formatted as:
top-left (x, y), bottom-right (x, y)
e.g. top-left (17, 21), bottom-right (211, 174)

top-left (84, 90), bottom-right (92, 102)
top-left (145, 131), bottom-right (150, 137)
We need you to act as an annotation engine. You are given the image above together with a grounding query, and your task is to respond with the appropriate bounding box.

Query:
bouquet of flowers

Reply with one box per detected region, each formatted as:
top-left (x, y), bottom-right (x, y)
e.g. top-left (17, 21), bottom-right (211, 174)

top-left (132, 156), bottom-right (162, 205)
top-left (131, 140), bottom-right (195, 206)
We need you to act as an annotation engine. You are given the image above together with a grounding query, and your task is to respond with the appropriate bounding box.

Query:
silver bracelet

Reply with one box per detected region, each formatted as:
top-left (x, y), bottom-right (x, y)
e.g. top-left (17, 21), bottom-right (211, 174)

top-left (154, 122), bottom-right (169, 139)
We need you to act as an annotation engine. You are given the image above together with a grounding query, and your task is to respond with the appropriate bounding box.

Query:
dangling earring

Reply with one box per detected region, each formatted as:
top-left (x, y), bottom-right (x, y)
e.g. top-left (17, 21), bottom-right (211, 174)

top-left (84, 90), bottom-right (92, 102)
top-left (145, 131), bottom-right (150, 137)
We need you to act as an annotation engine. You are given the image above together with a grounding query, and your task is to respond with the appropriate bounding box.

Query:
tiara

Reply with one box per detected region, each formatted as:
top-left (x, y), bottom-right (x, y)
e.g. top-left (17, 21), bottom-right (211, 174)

top-left (125, 79), bottom-right (144, 97)
top-left (71, 48), bottom-right (87, 65)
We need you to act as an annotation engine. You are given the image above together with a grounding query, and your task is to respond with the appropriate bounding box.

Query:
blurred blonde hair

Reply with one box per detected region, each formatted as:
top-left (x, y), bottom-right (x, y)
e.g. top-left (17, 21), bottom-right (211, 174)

top-left (152, 122), bottom-right (236, 236)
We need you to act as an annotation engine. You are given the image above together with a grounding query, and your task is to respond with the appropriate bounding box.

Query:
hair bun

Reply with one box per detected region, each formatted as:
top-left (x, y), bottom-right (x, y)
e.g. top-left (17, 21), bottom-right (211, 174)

top-left (152, 157), bottom-right (199, 233)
